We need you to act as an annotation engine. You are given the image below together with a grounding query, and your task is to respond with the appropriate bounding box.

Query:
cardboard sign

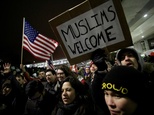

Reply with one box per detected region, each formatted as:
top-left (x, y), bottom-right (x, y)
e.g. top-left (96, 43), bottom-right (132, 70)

top-left (49, 0), bottom-right (132, 65)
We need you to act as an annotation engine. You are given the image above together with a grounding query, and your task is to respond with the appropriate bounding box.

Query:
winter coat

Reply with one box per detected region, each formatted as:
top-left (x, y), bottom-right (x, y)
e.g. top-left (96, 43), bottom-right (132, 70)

top-left (51, 96), bottom-right (95, 115)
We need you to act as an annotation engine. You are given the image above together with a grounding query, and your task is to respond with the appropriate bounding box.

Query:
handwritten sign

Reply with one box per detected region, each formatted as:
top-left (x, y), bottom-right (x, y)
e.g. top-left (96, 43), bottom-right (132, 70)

top-left (49, 0), bottom-right (132, 64)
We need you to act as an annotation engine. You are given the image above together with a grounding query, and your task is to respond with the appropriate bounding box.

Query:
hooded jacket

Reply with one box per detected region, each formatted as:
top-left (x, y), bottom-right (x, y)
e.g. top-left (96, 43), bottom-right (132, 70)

top-left (116, 48), bottom-right (144, 72)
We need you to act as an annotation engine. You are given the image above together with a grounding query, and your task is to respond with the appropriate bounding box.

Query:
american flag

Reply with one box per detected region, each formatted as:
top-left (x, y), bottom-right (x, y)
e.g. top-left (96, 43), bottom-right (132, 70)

top-left (46, 59), bottom-right (55, 70)
top-left (23, 20), bottom-right (58, 60)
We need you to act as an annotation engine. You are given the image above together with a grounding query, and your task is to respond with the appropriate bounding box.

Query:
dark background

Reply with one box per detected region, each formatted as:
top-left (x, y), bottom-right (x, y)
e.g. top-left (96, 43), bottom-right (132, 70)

top-left (1, 0), bottom-right (153, 67)
top-left (0, 0), bottom-right (85, 66)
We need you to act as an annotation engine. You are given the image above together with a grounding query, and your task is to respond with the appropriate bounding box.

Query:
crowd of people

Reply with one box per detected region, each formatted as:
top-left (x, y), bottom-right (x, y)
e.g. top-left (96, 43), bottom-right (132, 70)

top-left (0, 47), bottom-right (154, 115)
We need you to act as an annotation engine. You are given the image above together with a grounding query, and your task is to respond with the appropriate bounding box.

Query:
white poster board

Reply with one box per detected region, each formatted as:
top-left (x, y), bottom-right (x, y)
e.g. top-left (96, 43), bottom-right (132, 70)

top-left (49, 0), bottom-right (132, 64)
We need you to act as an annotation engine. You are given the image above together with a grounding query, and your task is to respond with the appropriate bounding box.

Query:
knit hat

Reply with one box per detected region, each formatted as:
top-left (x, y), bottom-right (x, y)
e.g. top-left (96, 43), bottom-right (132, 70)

top-left (90, 48), bottom-right (107, 71)
top-left (117, 48), bottom-right (139, 61)
top-left (102, 66), bottom-right (145, 103)
top-left (116, 48), bottom-right (144, 71)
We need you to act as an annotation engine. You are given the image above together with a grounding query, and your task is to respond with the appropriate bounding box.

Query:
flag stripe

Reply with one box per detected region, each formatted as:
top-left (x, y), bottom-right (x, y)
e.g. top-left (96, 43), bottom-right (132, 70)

top-left (23, 45), bottom-right (50, 60)
top-left (35, 35), bottom-right (55, 53)
top-left (38, 34), bottom-right (58, 50)
top-left (23, 20), bottom-right (58, 60)
top-left (23, 37), bottom-right (50, 55)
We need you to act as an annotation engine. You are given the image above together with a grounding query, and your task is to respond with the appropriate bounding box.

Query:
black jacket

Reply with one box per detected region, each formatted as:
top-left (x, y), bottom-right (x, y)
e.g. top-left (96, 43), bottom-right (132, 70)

top-left (52, 96), bottom-right (95, 115)
top-left (91, 71), bottom-right (109, 115)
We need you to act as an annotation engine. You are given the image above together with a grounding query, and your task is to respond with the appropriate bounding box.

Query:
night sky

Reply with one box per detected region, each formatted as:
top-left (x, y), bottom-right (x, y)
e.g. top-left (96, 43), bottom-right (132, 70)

top-left (0, 0), bottom-right (85, 66)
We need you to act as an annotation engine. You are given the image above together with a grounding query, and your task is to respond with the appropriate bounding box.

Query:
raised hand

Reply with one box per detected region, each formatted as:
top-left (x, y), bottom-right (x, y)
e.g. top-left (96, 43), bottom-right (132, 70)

top-left (3, 63), bottom-right (11, 74)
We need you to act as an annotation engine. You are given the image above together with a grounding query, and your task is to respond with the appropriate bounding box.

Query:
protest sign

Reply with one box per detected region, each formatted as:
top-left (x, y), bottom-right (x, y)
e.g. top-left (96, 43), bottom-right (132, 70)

top-left (49, 0), bottom-right (132, 64)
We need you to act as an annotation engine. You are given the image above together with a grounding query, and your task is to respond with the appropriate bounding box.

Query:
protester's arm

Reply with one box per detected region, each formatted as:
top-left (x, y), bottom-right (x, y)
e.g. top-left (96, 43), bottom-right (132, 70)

top-left (20, 64), bottom-right (34, 82)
